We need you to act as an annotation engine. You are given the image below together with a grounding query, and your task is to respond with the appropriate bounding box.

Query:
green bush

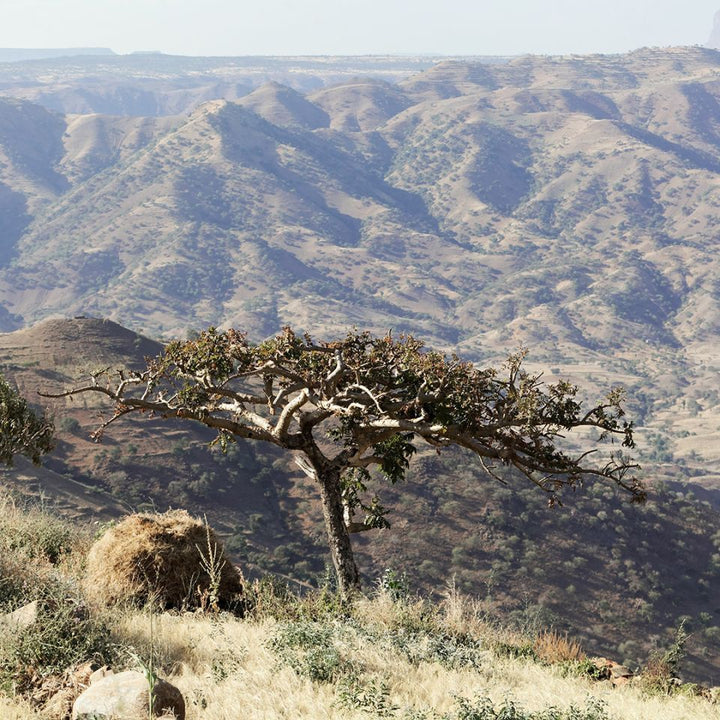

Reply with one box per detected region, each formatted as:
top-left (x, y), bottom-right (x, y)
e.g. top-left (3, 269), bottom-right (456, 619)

top-left (0, 580), bottom-right (119, 694)
top-left (337, 674), bottom-right (397, 716)
top-left (267, 621), bottom-right (356, 683)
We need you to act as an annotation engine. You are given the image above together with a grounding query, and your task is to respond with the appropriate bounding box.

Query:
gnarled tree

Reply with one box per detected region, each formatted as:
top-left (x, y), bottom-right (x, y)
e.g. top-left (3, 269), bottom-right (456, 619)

top-left (44, 327), bottom-right (642, 597)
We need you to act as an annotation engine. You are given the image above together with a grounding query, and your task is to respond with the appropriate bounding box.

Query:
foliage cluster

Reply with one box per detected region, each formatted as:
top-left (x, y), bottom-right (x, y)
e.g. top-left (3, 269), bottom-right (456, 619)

top-left (49, 325), bottom-right (643, 598)
top-left (0, 375), bottom-right (53, 466)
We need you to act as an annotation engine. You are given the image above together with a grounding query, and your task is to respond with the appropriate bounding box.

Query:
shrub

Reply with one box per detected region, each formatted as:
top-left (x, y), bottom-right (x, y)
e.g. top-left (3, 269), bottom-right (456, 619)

top-left (0, 498), bottom-right (78, 565)
top-left (0, 579), bottom-right (118, 695)
top-left (267, 621), bottom-right (356, 683)
top-left (534, 630), bottom-right (585, 665)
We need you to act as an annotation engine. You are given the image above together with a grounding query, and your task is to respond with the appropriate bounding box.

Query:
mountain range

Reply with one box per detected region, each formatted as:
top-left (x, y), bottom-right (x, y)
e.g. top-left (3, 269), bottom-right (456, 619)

top-left (2, 47), bottom-right (720, 680)
top-left (0, 47), bottom-right (719, 477)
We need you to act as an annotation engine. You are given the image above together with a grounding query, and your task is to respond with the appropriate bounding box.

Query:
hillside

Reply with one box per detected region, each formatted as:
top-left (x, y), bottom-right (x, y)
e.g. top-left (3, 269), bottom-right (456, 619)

top-left (0, 317), bottom-right (719, 684)
top-left (0, 49), bottom-right (718, 477)
top-left (2, 47), bottom-right (720, 681)
top-left (0, 496), bottom-right (716, 719)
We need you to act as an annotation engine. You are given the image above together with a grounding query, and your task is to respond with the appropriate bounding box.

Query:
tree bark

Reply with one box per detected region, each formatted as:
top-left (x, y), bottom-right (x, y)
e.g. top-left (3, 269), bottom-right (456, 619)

top-left (315, 464), bottom-right (361, 599)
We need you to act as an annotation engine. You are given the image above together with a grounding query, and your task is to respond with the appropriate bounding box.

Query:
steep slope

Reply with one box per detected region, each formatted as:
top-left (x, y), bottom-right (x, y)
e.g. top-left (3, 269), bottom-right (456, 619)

top-left (0, 98), bottom-right (68, 213)
top-left (60, 114), bottom-right (179, 183)
top-left (239, 82), bottom-right (330, 129)
top-left (0, 317), bottom-right (299, 561)
top-left (0, 98), bottom-right (465, 344)
top-left (308, 78), bottom-right (411, 131)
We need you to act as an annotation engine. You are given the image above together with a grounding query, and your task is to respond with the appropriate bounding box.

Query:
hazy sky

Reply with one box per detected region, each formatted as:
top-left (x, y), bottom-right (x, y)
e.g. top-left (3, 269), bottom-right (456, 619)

top-left (1, 0), bottom-right (719, 57)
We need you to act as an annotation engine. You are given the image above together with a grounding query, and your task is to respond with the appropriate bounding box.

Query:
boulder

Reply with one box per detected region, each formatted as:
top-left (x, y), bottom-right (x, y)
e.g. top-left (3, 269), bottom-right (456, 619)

top-left (72, 670), bottom-right (185, 719)
top-left (2, 600), bottom-right (39, 630)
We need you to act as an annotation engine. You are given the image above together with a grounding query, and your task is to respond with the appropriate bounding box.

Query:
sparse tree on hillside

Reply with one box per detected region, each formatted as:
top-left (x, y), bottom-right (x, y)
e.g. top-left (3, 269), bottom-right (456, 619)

top-left (0, 375), bottom-right (54, 465)
top-left (43, 327), bottom-right (642, 598)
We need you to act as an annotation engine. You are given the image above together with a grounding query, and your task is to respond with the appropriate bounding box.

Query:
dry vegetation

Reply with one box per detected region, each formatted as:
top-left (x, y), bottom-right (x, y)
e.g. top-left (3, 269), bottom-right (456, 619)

top-left (0, 496), bottom-right (717, 720)
top-left (84, 510), bottom-right (243, 611)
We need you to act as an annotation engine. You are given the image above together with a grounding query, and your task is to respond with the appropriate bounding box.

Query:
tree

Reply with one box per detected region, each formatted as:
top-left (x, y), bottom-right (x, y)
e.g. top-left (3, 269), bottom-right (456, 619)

top-left (44, 327), bottom-right (642, 598)
top-left (0, 374), bottom-right (54, 465)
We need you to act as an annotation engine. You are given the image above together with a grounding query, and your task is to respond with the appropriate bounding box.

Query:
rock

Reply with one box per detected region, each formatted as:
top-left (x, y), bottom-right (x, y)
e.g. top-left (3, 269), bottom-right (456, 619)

top-left (89, 666), bottom-right (114, 685)
top-left (72, 670), bottom-right (185, 720)
top-left (609, 664), bottom-right (634, 687)
top-left (589, 657), bottom-right (613, 680)
top-left (2, 600), bottom-right (39, 630)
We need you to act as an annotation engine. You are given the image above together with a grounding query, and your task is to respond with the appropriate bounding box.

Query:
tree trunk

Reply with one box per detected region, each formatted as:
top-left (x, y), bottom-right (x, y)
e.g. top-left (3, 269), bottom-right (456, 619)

top-left (316, 465), bottom-right (361, 599)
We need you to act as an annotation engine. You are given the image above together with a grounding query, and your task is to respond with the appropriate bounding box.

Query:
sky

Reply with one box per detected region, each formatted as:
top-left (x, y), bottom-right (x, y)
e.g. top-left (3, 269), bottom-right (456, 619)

top-left (1, 0), bottom-right (719, 57)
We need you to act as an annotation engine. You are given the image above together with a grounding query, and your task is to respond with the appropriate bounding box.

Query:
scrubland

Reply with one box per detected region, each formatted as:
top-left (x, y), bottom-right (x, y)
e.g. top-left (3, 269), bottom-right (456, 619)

top-left (0, 495), bottom-right (718, 719)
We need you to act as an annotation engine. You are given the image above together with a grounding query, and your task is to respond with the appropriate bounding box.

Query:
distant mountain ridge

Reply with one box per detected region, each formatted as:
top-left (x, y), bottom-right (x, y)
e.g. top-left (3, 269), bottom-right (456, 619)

top-left (0, 48), bottom-right (115, 62)
top-left (0, 47), bottom-right (718, 480)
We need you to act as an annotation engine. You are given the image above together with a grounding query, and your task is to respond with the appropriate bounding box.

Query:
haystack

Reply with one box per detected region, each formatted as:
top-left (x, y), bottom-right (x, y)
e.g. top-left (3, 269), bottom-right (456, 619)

top-left (83, 510), bottom-right (243, 610)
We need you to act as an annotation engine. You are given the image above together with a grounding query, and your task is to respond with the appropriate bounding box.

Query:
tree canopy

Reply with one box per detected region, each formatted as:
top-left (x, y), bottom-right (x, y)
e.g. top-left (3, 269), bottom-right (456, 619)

top-left (0, 374), bottom-right (54, 466)
top-left (46, 327), bottom-right (642, 596)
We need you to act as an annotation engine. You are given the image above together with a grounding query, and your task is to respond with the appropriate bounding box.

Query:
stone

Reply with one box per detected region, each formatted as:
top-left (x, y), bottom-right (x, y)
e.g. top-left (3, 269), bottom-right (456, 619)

top-left (89, 666), bottom-right (114, 685)
top-left (609, 663), bottom-right (634, 687)
top-left (2, 600), bottom-right (39, 630)
top-left (589, 657), bottom-right (613, 680)
top-left (72, 670), bottom-right (185, 720)
top-left (610, 664), bottom-right (633, 678)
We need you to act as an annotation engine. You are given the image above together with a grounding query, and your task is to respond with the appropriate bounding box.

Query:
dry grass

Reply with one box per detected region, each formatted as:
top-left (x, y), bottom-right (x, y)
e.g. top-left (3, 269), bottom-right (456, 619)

top-left (99, 601), bottom-right (719, 720)
top-left (0, 500), bottom-right (717, 720)
top-left (0, 696), bottom-right (40, 719)
top-left (83, 510), bottom-right (243, 610)
top-left (0, 584), bottom-right (716, 719)
top-left (534, 629), bottom-right (586, 664)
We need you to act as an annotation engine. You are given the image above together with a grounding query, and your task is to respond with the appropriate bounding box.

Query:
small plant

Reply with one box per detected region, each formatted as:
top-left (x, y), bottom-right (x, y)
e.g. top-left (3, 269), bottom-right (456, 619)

top-left (448, 693), bottom-right (611, 720)
top-left (267, 621), bottom-right (356, 683)
top-left (427, 632), bottom-right (488, 670)
top-left (492, 640), bottom-right (537, 661)
top-left (563, 657), bottom-right (610, 681)
top-left (245, 575), bottom-right (344, 622)
top-left (378, 568), bottom-right (411, 601)
top-left (127, 648), bottom-right (158, 718)
top-left (638, 619), bottom-right (690, 695)
top-left (196, 518), bottom-right (226, 612)
top-left (336, 674), bottom-right (398, 716)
